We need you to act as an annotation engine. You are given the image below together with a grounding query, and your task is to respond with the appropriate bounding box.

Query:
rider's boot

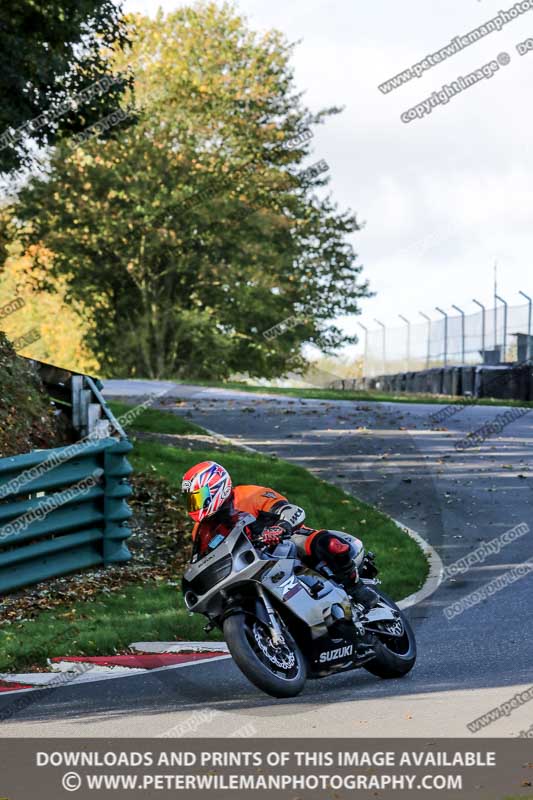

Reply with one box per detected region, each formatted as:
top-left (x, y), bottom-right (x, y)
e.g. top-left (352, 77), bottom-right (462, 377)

top-left (327, 538), bottom-right (379, 611)
top-left (344, 573), bottom-right (379, 610)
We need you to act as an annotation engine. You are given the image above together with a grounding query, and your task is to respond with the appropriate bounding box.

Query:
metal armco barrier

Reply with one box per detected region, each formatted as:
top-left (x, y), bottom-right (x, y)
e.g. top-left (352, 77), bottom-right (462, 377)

top-left (0, 437), bottom-right (133, 594)
top-left (24, 357), bottom-right (123, 439)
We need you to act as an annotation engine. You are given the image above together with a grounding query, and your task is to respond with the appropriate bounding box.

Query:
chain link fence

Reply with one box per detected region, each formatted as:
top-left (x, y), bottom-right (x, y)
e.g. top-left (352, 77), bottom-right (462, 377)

top-left (363, 299), bottom-right (533, 378)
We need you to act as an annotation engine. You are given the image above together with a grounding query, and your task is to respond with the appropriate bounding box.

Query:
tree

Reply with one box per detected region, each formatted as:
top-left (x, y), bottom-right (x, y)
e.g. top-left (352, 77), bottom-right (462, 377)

top-left (0, 0), bottom-right (131, 174)
top-left (12, 3), bottom-right (371, 380)
top-left (0, 240), bottom-right (100, 372)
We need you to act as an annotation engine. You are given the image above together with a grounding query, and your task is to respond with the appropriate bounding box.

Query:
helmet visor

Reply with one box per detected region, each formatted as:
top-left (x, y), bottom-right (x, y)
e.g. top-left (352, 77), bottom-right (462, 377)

top-left (186, 485), bottom-right (211, 513)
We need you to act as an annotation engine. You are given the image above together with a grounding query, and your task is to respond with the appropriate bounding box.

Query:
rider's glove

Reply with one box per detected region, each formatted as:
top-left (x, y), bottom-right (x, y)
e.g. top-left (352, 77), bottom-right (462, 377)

top-left (262, 525), bottom-right (287, 546)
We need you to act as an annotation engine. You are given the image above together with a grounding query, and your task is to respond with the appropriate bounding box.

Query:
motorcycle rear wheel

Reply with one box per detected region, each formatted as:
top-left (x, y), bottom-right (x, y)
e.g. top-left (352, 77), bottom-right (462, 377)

top-left (223, 613), bottom-right (307, 698)
top-left (363, 591), bottom-right (417, 678)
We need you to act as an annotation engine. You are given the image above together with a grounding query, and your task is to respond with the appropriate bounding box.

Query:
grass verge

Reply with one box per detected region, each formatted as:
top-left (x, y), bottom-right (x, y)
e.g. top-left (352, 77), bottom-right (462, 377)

top-left (0, 404), bottom-right (428, 672)
top-left (107, 399), bottom-right (205, 435)
top-left (0, 584), bottom-right (216, 673)
top-left (187, 379), bottom-right (533, 408)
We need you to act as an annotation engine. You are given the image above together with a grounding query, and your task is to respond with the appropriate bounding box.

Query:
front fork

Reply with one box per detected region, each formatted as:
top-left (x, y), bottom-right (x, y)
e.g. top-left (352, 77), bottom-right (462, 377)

top-left (211, 586), bottom-right (285, 645)
top-left (256, 585), bottom-right (285, 646)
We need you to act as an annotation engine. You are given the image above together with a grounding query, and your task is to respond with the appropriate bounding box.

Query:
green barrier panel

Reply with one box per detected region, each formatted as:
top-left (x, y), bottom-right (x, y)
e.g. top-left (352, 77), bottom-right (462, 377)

top-left (0, 437), bottom-right (133, 594)
top-left (103, 438), bottom-right (133, 565)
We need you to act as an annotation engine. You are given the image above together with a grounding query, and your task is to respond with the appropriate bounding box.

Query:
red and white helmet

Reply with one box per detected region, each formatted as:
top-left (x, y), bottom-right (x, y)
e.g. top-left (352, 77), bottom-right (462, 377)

top-left (181, 461), bottom-right (232, 522)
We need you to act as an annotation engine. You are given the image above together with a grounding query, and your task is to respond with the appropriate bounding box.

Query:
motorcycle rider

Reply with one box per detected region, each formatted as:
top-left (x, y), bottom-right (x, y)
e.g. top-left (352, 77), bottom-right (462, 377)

top-left (181, 460), bottom-right (378, 610)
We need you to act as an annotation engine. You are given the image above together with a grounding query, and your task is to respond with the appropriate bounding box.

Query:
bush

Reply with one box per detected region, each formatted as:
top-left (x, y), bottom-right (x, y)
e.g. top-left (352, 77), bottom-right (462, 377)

top-left (0, 331), bottom-right (63, 457)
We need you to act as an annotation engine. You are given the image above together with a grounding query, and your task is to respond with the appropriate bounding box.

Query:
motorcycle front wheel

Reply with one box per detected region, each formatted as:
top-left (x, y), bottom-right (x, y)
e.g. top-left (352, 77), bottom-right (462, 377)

top-left (223, 613), bottom-right (307, 698)
top-left (363, 591), bottom-right (417, 679)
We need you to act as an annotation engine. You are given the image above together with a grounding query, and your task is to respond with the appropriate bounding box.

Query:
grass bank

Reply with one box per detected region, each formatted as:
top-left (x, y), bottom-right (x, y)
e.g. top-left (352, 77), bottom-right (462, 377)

top-left (0, 584), bottom-right (216, 673)
top-left (107, 399), bottom-right (204, 435)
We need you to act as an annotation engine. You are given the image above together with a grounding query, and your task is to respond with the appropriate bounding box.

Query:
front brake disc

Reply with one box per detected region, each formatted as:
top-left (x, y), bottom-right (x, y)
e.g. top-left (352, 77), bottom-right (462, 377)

top-left (252, 623), bottom-right (295, 670)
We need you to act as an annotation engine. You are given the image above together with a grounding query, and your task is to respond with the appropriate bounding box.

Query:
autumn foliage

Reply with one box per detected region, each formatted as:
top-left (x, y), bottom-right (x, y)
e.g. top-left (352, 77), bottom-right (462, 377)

top-left (8, 4), bottom-right (369, 380)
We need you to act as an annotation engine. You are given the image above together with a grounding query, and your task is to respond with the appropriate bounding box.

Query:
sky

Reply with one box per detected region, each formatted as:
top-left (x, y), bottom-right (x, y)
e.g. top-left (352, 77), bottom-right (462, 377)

top-left (123, 0), bottom-right (533, 354)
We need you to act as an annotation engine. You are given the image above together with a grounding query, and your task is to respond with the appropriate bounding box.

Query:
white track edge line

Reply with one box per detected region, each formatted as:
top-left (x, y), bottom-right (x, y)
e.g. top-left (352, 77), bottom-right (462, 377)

top-left (391, 518), bottom-right (444, 610)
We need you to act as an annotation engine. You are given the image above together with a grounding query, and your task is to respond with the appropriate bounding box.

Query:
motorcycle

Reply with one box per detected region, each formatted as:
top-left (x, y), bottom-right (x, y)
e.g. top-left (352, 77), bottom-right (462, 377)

top-left (182, 514), bottom-right (416, 698)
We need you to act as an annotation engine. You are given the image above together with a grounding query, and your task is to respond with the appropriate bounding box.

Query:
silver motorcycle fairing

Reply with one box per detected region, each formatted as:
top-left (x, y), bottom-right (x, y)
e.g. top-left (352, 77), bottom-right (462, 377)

top-left (260, 558), bottom-right (351, 633)
top-left (183, 514), bottom-right (264, 614)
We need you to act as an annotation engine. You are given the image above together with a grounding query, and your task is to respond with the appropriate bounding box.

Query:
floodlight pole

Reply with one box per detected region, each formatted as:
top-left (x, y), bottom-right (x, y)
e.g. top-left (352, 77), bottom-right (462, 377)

top-left (419, 312), bottom-right (431, 369)
top-left (452, 304), bottom-right (466, 364)
top-left (495, 294), bottom-right (508, 362)
top-left (435, 307), bottom-right (448, 367)
top-left (519, 290), bottom-right (532, 361)
top-left (473, 299), bottom-right (486, 362)
top-left (398, 315), bottom-right (411, 371)
top-left (374, 319), bottom-right (386, 375)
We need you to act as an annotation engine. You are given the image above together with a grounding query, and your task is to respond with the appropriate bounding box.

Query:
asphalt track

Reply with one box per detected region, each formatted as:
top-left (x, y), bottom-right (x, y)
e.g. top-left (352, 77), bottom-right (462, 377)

top-left (1, 381), bottom-right (532, 737)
